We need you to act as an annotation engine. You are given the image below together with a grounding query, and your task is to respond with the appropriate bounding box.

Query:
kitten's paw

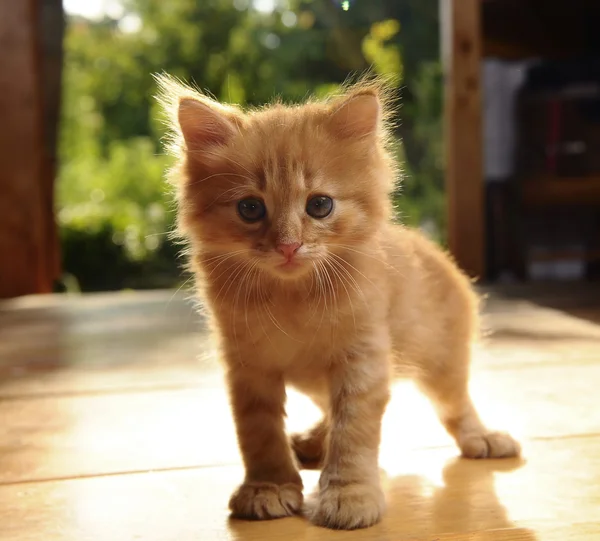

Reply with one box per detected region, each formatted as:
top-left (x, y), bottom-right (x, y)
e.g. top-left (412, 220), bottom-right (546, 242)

top-left (291, 430), bottom-right (325, 469)
top-left (460, 431), bottom-right (521, 459)
top-left (308, 481), bottom-right (385, 530)
top-left (229, 482), bottom-right (303, 520)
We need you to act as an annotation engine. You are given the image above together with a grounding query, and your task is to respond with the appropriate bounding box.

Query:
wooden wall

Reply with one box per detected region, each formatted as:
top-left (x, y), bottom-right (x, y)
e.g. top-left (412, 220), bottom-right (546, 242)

top-left (0, 0), bottom-right (63, 298)
top-left (441, 0), bottom-right (484, 279)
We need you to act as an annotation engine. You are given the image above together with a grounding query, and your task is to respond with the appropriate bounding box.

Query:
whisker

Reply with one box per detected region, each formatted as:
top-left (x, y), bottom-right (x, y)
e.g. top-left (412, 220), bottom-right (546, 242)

top-left (255, 274), bottom-right (279, 353)
top-left (244, 261), bottom-right (260, 334)
top-left (329, 243), bottom-right (405, 277)
top-left (188, 171), bottom-right (256, 186)
top-left (264, 297), bottom-right (302, 341)
top-left (200, 152), bottom-right (255, 178)
top-left (204, 185), bottom-right (258, 208)
top-left (313, 260), bottom-right (331, 338)
top-left (167, 275), bottom-right (195, 308)
top-left (208, 253), bottom-right (251, 282)
top-left (231, 259), bottom-right (259, 348)
top-left (328, 250), bottom-right (383, 295)
top-left (328, 255), bottom-right (365, 300)
top-left (325, 258), bottom-right (356, 330)
top-left (213, 260), bottom-right (247, 306)
top-left (320, 259), bottom-right (338, 343)
top-left (304, 263), bottom-right (322, 324)
top-left (202, 249), bottom-right (248, 266)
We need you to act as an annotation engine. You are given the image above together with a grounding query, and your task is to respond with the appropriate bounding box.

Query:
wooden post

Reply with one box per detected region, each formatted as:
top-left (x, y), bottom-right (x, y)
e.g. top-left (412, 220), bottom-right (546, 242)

top-left (441, 0), bottom-right (485, 279)
top-left (39, 0), bottom-right (65, 290)
top-left (0, 0), bottom-right (59, 297)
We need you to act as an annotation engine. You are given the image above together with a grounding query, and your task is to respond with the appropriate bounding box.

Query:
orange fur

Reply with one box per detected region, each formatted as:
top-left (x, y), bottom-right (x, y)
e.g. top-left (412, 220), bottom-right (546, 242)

top-left (156, 74), bottom-right (520, 530)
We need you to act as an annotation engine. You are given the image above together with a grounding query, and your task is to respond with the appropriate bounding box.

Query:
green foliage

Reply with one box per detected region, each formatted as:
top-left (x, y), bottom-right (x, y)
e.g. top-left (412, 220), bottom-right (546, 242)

top-left (362, 19), bottom-right (403, 85)
top-left (58, 0), bottom-right (444, 291)
top-left (395, 60), bottom-right (445, 242)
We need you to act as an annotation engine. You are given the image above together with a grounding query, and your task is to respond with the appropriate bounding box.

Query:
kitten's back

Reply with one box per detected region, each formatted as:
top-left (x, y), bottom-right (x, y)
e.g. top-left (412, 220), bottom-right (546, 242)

top-left (382, 224), bottom-right (479, 370)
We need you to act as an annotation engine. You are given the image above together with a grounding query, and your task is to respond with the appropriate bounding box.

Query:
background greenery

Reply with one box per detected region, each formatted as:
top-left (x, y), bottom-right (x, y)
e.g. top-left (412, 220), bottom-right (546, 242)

top-left (58, 0), bottom-right (443, 291)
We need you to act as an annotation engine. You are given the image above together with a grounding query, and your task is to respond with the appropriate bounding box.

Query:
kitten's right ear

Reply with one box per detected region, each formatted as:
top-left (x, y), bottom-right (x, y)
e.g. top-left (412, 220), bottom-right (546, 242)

top-left (178, 97), bottom-right (240, 150)
top-left (154, 74), bottom-right (243, 154)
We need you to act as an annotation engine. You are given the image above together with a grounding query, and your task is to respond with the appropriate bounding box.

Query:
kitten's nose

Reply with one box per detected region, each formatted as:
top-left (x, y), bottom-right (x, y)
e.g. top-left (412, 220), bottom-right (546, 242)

top-left (276, 242), bottom-right (302, 260)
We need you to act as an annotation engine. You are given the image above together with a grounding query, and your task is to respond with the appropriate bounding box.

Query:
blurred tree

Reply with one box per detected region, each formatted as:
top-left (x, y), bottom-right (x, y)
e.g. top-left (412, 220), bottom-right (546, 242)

top-left (58, 0), bottom-right (443, 290)
top-left (294, 0), bottom-right (443, 236)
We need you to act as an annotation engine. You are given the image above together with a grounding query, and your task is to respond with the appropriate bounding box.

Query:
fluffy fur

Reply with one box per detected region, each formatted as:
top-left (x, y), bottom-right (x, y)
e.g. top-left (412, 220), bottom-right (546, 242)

top-left (156, 74), bottom-right (520, 530)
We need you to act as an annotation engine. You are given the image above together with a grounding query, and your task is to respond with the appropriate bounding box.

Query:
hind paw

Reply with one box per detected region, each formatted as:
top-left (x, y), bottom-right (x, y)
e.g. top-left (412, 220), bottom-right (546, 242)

top-left (459, 431), bottom-right (521, 459)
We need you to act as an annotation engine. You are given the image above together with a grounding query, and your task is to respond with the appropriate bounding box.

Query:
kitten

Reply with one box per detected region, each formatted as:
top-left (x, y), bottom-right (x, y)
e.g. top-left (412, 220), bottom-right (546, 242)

top-left (156, 75), bottom-right (520, 530)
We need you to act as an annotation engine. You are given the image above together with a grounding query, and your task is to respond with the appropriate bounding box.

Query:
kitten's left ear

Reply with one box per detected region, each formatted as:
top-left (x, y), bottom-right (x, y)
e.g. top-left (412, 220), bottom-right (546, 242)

top-left (326, 89), bottom-right (381, 139)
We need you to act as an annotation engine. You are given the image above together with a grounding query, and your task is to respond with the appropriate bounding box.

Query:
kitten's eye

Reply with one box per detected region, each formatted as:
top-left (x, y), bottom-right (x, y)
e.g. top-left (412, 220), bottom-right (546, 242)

top-left (306, 195), bottom-right (334, 219)
top-left (237, 198), bottom-right (266, 223)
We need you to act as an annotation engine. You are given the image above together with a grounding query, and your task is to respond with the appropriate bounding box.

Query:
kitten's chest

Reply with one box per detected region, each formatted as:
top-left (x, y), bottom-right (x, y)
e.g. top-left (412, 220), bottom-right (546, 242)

top-left (224, 296), bottom-right (356, 368)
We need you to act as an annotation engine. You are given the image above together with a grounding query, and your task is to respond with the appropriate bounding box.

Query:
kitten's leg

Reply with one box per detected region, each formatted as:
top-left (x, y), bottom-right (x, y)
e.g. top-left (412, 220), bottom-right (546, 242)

top-left (290, 390), bottom-right (329, 469)
top-left (291, 417), bottom-right (328, 469)
top-left (417, 343), bottom-right (520, 459)
top-left (309, 351), bottom-right (390, 530)
top-left (227, 368), bottom-right (303, 520)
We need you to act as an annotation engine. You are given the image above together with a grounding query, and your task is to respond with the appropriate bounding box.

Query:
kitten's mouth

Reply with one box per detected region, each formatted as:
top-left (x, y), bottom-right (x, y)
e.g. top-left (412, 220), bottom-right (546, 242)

top-left (272, 258), bottom-right (310, 278)
top-left (277, 259), bottom-right (301, 271)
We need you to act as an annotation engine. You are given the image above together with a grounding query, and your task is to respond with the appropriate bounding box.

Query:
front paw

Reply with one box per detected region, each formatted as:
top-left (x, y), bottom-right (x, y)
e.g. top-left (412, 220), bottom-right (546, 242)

top-left (229, 482), bottom-right (303, 520)
top-left (460, 431), bottom-right (521, 459)
top-left (308, 480), bottom-right (385, 530)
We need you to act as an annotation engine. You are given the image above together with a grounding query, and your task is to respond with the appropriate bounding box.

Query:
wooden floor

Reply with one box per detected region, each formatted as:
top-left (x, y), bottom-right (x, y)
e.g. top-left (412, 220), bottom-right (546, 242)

top-left (1, 286), bottom-right (600, 540)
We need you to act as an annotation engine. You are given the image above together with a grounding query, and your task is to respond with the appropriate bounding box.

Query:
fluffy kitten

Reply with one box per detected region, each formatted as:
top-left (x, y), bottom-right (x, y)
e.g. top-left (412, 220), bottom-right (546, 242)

top-left (157, 75), bottom-right (520, 530)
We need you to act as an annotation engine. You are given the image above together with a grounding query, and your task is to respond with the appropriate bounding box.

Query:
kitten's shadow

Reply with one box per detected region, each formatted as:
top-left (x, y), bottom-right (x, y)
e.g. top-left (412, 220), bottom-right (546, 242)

top-left (381, 457), bottom-right (536, 538)
top-left (228, 457), bottom-right (538, 539)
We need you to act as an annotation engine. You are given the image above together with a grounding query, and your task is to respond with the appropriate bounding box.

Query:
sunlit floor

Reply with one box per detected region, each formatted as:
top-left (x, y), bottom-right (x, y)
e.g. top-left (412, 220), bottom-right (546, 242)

top-left (1, 286), bottom-right (600, 540)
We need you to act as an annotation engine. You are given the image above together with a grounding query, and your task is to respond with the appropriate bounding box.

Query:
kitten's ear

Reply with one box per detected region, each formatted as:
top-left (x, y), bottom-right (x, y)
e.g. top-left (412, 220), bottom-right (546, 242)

top-left (177, 97), bottom-right (241, 150)
top-left (326, 90), bottom-right (381, 139)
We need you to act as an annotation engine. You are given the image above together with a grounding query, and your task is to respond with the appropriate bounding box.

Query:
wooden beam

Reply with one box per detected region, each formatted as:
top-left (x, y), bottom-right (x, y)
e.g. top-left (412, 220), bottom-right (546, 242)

top-left (39, 0), bottom-right (65, 290)
top-left (441, 0), bottom-right (485, 279)
top-left (0, 0), bottom-right (58, 297)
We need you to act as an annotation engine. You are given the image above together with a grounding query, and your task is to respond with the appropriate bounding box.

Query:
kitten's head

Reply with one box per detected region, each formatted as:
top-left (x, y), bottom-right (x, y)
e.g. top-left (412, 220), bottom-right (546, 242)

top-left (158, 75), bottom-right (398, 283)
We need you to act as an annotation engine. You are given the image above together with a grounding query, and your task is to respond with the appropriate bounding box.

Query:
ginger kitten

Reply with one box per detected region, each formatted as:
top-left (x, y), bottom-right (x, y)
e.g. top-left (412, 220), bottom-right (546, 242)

top-left (157, 75), bottom-right (520, 530)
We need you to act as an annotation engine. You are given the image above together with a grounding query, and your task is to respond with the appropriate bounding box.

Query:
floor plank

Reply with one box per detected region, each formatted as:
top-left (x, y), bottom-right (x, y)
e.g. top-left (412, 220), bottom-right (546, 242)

top-left (0, 439), bottom-right (598, 541)
top-left (0, 289), bottom-right (599, 540)
top-left (0, 291), bottom-right (214, 397)
top-left (2, 359), bottom-right (600, 484)
top-left (1, 289), bottom-right (598, 398)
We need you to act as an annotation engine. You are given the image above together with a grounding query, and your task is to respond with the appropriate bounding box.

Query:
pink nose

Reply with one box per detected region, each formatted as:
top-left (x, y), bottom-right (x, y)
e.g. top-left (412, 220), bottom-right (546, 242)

top-left (276, 242), bottom-right (302, 260)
